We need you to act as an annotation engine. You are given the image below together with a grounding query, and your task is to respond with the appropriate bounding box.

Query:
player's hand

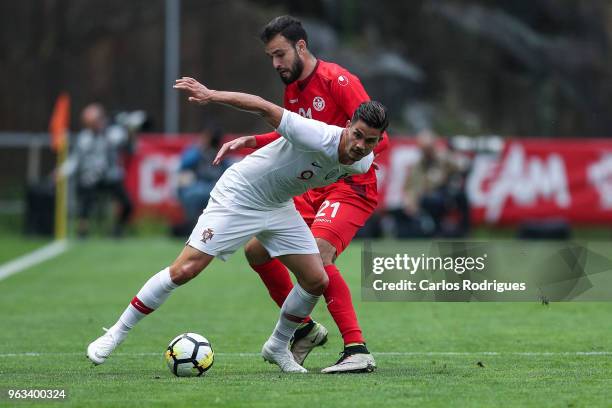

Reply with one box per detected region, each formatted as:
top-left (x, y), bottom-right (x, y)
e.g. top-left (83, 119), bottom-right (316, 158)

top-left (213, 136), bottom-right (256, 166)
top-left (174, 77), bottom-right (214, 105)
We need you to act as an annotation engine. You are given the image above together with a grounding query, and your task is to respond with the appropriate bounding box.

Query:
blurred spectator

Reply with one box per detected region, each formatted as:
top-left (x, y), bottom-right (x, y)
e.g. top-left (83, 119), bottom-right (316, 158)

top-left (58, 103), bottom-right (134, 238)
top-left (176, 124), bottom-right (228, 228)
top-left (398, 129), bottom-right (470, 237)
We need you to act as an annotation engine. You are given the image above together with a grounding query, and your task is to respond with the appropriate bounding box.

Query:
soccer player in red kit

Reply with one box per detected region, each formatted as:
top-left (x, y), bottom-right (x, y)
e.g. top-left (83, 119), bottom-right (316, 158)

top-left (215, 16), bottom-right (388, 373)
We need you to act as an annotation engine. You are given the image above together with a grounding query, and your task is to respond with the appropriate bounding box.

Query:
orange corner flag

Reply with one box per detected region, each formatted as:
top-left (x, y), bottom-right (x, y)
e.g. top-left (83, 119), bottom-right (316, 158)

top-left (49, 92), bottom-right (71, 151)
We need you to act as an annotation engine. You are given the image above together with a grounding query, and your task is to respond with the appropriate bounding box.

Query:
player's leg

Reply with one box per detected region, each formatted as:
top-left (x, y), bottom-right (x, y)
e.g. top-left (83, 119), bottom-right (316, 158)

top-left (87, 197), bottom-right (254, 365)
top-left (261, 253), bottom-right (328, 373)
top-left (310, 185), bottom-right (378, 373)
top-left (244, 237), bottom-right (328, 364)
top-left (245, 193), bottom-right (328, 363)
top-left (87, 246), bottom-right (214, 365)
top-left (271, 253), bottom-right (328, 344)
top-left (317, 237), bottom-right (375, 373)
top-left (258, 207), bottom-right (327, 373)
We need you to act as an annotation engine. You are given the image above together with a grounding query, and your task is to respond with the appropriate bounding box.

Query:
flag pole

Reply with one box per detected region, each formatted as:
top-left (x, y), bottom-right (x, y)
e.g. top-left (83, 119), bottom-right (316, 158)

top-left (49, 93), bottom-right (70, 241)
top-left (54, 135), bottom-right (68, 240)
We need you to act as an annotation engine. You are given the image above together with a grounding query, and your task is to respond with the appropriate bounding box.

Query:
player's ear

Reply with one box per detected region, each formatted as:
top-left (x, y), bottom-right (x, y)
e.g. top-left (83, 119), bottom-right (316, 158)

top-left (296, 39), bottom-right (307, 54)
top-left (345, 120), bottom-right (351, 128)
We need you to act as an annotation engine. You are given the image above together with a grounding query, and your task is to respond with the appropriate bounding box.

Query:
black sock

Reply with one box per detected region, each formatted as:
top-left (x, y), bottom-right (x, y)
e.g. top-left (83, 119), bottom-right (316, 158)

top-left (344, 344), bottom-right (369, 354)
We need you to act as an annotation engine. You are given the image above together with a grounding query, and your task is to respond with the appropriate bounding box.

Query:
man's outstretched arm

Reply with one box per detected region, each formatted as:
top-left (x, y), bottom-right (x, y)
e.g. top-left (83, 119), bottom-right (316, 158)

top-left (174, 77), bottom-right (284, 129)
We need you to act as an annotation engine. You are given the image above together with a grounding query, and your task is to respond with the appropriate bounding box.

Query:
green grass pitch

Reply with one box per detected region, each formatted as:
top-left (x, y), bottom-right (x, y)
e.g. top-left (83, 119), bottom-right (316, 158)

top-left (1, 238), bottom-right (612, 407)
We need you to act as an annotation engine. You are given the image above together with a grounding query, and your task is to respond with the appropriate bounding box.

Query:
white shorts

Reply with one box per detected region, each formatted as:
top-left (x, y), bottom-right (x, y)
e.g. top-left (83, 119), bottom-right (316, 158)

top-left (186, 197), bottom-right (319, 261)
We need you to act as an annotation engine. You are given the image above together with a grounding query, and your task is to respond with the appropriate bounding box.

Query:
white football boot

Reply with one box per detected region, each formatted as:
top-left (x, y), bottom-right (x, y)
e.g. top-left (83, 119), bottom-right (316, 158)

top-left (290, 321), bottom-right (328, 365)
top-left (321, 346), bottom-right (376, 374)
top-left (261, 339), bottom-right (307, 373)
top-left (87, 328), bottom-right (123, 365)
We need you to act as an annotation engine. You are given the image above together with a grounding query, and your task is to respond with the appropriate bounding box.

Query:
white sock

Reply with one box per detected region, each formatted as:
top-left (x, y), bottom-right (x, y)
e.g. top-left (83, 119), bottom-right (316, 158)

top-left (270, 284), bottom-right (320, 347)
top-left (108, 267), bottom-right (178, 341)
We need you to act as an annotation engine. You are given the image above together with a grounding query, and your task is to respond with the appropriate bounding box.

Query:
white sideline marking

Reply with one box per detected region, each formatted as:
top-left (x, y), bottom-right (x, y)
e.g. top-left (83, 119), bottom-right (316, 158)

top-left (0, 240), bottom-right (69, 281)
top-left (0, 351), bottom-right (610, 358)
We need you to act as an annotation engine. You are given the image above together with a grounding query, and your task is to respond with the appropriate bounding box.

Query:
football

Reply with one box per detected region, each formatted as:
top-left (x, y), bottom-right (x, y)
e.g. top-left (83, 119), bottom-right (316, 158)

top-left (165, 333), bottom-right (214, 377)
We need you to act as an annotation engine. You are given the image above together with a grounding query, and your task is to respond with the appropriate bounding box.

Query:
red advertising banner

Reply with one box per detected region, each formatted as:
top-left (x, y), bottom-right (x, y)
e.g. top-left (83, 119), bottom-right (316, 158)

top-left (125, 135), bottom-right (612, 225)
top-left (467, 139), bottom-right (612, 224)
top-left (124, 135), bottom-right (196, 223)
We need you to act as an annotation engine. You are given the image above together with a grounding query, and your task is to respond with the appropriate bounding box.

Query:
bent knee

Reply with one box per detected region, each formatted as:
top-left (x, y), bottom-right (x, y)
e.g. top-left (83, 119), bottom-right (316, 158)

top-left (305, 270), bottom-right (329, 296)
top-left (244, 240), bottom-right (271, 265)
top-left (170, 259), bottom-right (205, 285)
top-left (315, 238), bottom-right (337, 265)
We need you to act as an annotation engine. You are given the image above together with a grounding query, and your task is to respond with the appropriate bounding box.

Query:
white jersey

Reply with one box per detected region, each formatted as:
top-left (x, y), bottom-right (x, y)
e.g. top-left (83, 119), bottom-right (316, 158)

top-left (211, 110), bottom-right (374, 210)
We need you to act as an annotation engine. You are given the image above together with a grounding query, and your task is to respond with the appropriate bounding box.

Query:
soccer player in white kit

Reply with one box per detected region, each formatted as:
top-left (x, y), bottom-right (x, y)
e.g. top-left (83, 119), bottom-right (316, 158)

top-left (86, 77), bottom-right (388, 373)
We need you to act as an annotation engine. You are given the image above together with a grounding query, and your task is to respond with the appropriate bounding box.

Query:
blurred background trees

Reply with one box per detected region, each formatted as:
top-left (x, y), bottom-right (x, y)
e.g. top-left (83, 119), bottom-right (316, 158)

top-left (2, 0), bottom-right (612, 137)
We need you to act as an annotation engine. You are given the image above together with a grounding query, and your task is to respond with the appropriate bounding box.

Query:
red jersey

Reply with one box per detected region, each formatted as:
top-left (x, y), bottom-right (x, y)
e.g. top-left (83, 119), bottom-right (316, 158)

top-left (255, 60), bottom-right (388, 185)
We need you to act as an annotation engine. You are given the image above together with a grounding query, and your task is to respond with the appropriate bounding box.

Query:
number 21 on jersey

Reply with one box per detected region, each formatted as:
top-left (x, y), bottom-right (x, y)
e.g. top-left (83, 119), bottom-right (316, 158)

top-left (316, 200), bottom-right (340, 218)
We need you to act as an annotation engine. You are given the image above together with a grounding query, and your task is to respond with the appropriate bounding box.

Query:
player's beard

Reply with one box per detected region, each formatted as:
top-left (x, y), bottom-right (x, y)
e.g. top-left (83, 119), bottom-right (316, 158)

top-left (278, 52), bottom-right (304, 85)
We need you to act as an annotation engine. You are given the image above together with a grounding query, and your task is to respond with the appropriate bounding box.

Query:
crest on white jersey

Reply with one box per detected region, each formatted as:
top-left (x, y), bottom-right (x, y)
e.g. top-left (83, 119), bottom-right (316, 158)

top-left (313, 96), bottom-right (325, 111)
top-left (337, 75), bottom-right (349, 86)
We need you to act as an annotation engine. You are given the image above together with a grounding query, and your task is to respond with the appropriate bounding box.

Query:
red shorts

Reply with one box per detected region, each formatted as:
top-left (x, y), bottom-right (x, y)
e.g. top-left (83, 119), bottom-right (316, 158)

top-left (294, 182), bottom-right (378, 256)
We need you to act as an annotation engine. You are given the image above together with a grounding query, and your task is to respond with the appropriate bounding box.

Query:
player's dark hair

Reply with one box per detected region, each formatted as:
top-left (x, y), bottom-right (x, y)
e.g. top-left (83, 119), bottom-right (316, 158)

top-left (260, 15), bottom-right (308, 46)
top-left (351, 101), bottom-right (389, 132)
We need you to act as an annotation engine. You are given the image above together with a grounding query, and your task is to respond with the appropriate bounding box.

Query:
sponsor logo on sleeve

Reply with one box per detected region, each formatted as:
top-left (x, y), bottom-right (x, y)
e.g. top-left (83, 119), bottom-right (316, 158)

top-left (337, 75), bottom-right (349, 86)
